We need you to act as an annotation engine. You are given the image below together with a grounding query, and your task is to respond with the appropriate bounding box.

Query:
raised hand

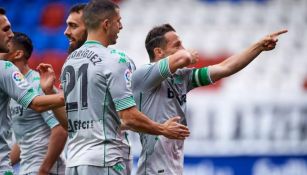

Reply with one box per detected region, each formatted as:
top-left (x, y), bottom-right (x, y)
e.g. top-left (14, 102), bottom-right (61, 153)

top-left (260, 29), bottom-right (288, 51)
top-left (37, 63), bottom-right (56, 94)
top-left (187, 49), bottom-right (199, 64)
top-left (161, 116), bottom-right (190, 140)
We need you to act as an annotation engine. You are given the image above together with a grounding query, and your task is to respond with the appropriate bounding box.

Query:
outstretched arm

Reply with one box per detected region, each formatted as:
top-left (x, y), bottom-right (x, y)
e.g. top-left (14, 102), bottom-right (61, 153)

top-left (38, 125), bottom-right (67, 175)
top-left (119, 106), bottom-right (190, 140)
top-left (209, 29), bottom-right (288, 82)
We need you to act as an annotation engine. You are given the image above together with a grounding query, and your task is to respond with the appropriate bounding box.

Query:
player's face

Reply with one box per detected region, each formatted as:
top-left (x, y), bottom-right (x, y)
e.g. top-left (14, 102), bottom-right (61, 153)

top-left (0, 15), bottom-right (14, 53)
top-left (0, 40), bottom-right (15, 61)
top-left (162, 31), bottom-right (184, 57)
top-left (64, 11), bottom-right (87, 53)
top-left (106, 8), bottom-right (122, 45)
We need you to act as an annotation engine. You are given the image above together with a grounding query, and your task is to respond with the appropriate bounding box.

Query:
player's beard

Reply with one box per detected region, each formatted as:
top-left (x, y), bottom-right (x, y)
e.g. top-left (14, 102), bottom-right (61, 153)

top-left (0, 43), bottom-right (10, 53)
top-left (68, 31), bottom-right (87, 54)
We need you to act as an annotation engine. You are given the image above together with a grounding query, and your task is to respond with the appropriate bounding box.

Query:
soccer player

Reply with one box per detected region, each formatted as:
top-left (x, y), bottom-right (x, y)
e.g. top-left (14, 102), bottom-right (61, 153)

top-left (3, 32), bottom-right (67, 175)
top-left (64, 3), bottom-right (87, 54)
top-left (61, 1), bottom-right (190, 174)
top-left (0, 7), bottom-right (64, 174)
top-left (132, 24), bottom-right (287, 175)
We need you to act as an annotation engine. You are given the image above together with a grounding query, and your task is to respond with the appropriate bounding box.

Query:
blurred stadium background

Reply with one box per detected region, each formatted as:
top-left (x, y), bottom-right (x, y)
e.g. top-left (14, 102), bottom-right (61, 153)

top-left (2, 0), bottom-right (307, 174)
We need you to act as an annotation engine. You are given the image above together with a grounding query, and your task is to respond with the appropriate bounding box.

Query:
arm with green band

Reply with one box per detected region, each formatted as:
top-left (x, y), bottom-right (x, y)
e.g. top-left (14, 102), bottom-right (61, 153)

top-left (192, 67), bottom-right (213, 87)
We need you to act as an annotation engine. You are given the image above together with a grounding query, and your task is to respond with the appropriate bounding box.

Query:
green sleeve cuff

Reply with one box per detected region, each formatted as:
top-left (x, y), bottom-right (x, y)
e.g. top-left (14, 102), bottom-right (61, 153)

top-left (192, 67), bottom-right (213, 87)
top-left (114, 96), bottom-right (136, 111)
top-left (158, 57), bottom-right (171, 78)
top-left (46, 117), bottom-right (60, 128)
top-left (18, 88), bottom-right (39, 108)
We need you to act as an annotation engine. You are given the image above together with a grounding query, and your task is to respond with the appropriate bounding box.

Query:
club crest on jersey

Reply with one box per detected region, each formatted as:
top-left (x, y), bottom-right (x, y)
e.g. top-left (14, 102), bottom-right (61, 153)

top-left (124, 69), bottom-right (132, 88)
top-left (12, 71), bottom-right (28, 88)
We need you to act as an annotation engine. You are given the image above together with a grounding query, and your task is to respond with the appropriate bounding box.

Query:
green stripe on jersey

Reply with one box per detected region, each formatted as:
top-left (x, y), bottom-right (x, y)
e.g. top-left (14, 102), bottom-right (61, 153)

top-left (158, 57), bottom-right (171, 78)
top-left (45, 117), bottom-right (59, 128)
top-left (114, 96), bottom-right (136, 111)
top-left (19, 88), bottom-right (39, 108)
top-left (84, 40), bottom-right (102, 46)
top-left (192, 67), bottom-right (212, 87)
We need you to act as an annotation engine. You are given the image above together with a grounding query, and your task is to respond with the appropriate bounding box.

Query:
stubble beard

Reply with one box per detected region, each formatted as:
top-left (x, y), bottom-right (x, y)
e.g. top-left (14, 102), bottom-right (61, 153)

top-left (68, 31), bottom-right (87, 54)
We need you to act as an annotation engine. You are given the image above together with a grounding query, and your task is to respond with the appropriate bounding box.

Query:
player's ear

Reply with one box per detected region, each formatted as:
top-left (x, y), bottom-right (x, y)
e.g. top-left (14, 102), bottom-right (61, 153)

top-left (12, 50), bottom-right (24, 61)
top-left (101, 18), bottom-right (110, 32)
top-left (153, 47), bottom-right (164, 59)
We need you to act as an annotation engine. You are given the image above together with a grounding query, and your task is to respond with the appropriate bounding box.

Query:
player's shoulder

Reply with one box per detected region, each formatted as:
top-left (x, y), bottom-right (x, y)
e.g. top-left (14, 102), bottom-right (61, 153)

top-left (25, 70), bottom-right (41, 90)
top-left (25, 70), bottom-right (40, 82)
top-left (107, 48), bottom-right (133, 64)
top-left (0, 60), bottom-right (15, 70)
top-left (136, 61), bottom-right (156, 71)
top-left (0, 61), bottom-right (21, 80)
top-left (132, 63), bottom-right (155, 80)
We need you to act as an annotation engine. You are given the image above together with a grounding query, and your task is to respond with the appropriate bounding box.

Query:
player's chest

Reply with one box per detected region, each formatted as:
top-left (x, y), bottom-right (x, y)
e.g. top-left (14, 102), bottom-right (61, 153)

top-left (162, 75), bottom-right (188, 105)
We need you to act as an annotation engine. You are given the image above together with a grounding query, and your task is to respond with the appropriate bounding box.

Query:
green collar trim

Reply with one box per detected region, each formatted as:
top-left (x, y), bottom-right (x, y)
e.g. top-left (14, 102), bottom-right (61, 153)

top-left (84, 40), bottom-right (102, 46)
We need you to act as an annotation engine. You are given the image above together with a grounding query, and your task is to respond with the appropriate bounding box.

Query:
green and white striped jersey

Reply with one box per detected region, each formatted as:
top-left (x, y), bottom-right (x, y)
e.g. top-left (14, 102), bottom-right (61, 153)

top-left (9, 70), bottom-right (65, 174)
top-left (131, 57), bottom-right (212, 175)
top-left (0, 61), bottom-right (38, 172)
top-left (61, 40), bottom-right (136, 168)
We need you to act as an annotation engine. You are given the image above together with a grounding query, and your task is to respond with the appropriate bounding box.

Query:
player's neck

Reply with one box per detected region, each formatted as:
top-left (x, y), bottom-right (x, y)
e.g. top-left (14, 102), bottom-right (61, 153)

top-left (87, 32), bottom-right (109, 48)
top-left (153, 57), bottom-right (163, 62)
top-left (15, 61), bottom-right (30, 75)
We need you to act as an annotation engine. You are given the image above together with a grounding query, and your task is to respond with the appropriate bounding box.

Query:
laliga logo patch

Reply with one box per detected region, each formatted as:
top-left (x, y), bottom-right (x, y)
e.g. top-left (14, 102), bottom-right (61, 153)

top-left (124, 69), bottom-right (132, 88)
top-left (12, 71), bottom-right (28, 88)
top-left (12, 71), bottom-right (25, 82)
top-left (13, 71), bottom-right (24, 81)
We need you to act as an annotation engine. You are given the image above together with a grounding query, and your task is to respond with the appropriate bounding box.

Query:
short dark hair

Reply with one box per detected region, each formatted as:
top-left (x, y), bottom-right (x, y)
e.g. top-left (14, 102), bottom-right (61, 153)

top-left (69, 3), bottom-right (86, 14)
top-left (83, 0), bottom-right (119, 31)
top-left (0, 7), bottom-right (6, 15)
top-left (12, 32), bottom-right (33, 60)
top-left (145, 24), bottom-right (176, 62)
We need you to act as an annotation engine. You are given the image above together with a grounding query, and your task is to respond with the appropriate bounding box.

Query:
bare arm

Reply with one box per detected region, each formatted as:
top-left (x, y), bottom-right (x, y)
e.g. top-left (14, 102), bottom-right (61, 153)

top-left (51, 107), bottom-right (68, 131)
top-left (119, 106), bottom-right (190, 140)
top-left (29, 93), bottom-right (65, 113)
top-left (168, 49), bottom-right (199, 73)
top-left (38, 125), bottom-right (67, 175)
top-left (41, 90), bottom-right (68, 131)
top-left (9, 144), bottom-right (20, 166)
top-left (39, 87), bottom-right (68, 131)
top-left (35, 63), bottom-right (68, 129)
top-left (209, 29), bottom-right (288, 82)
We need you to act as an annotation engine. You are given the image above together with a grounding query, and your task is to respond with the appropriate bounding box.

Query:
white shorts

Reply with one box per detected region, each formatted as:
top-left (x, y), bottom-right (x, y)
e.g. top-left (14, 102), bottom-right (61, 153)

top-left (65, 161), bottom-right (132, 175)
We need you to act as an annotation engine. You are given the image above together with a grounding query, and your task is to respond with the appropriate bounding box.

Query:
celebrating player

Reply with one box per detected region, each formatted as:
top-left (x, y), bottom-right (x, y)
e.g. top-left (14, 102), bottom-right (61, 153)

top-left (132, 23), bottom-right (287, 175)
top-left (0, 7), bottom-right (65, 174)
top-left (2, 32), bottom-right (67, 175)
top-left (61, 1), bottom-right (190, 174)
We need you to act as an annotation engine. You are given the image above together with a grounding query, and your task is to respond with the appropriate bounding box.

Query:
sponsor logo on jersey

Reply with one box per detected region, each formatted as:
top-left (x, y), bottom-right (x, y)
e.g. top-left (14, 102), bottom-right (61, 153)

top-left (167, 88), bottom-right (187, 105)
top-left (68, 119), bottom-right (94, 133)
top-left (124, 69), bottom-right (132, 88)
top-left (12, 71), bottom-right (29, 88)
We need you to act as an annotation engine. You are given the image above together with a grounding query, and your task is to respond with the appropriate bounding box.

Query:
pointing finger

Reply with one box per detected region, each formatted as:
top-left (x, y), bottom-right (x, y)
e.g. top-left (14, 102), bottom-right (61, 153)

top-left (270, 29), bottom-right (288, 37)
